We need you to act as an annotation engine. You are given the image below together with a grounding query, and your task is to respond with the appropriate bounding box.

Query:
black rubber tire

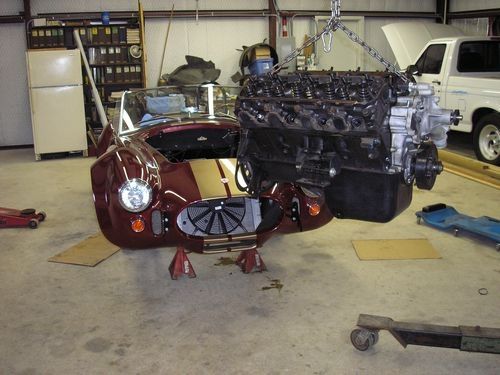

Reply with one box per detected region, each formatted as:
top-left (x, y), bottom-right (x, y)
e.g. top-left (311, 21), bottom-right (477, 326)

top-left (350, 329), bottom-right (378, 351)
top-left (38, 211), bottom-right (46, 221)
top-left (473, 113), bottom-right (500, 165)
top-left (29, 219), bottom-right (38, 229)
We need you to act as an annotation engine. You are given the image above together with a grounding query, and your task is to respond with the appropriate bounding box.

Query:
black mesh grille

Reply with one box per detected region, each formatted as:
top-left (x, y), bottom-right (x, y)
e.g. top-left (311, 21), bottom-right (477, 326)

top-left (186, 198), bottom-right (246, 235)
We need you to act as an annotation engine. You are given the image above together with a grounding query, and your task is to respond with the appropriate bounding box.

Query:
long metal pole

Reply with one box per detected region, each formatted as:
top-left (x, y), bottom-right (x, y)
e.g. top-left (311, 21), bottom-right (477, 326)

top-left (73, 29), bottom-right (109, 128)
top-left (157, 4), bottom-right (175, 85)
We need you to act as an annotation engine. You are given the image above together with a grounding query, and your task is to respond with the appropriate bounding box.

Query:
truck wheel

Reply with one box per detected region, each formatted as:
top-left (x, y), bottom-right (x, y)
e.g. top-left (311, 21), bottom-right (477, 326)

top-left (473, 114), bottom-right (500, 165)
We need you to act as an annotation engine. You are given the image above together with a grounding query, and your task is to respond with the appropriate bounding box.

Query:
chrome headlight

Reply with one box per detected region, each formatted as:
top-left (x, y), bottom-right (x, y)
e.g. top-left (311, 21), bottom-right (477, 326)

top-left (118, 178), bottom-right (152, 213)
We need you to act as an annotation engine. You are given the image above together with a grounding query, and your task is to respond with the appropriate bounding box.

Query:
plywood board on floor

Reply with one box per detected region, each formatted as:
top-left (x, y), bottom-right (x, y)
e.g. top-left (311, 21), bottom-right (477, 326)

top-left (352, 239), bottom-right (440, 260)
top-left (48, 233), bottom-right (120, 266)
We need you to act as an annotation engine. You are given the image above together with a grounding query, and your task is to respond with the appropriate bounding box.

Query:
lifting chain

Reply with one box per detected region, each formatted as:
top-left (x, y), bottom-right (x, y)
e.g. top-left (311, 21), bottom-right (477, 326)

top-left (271, 0), bottom-right (408, 82)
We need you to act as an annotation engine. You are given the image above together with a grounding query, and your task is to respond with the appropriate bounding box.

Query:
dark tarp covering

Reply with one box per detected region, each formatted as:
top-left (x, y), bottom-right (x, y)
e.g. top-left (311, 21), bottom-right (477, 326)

top-left (162, 55), bottom-right (221, 85)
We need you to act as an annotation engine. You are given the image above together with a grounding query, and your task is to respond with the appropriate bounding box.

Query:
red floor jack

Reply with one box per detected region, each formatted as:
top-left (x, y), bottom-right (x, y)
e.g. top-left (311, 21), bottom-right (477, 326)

top-left (0, 207), bottom-right (46, 229)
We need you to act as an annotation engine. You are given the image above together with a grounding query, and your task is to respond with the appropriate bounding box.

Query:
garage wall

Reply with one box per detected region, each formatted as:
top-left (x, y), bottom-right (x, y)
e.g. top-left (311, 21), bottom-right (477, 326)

top-left (1, 0), bottom-right (437, 146)
top-left (0, 21), bottom-right (32, 147)
top-left (450, 0), bottom-right (500, 12)
top-left (146, 18), bottom-right (268, 87)
top-left (0, 0), bottom-right (22, 14)
top-left (451, 18), bottom-right (489, 36)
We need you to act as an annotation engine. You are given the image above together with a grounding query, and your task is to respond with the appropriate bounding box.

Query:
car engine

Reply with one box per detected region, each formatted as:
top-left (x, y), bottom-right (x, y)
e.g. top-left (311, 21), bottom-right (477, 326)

top-left (235, 71), bottom-right (461, 222)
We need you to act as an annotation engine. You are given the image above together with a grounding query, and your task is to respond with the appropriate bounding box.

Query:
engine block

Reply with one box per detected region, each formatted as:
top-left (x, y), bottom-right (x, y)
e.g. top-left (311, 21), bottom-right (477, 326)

top-left (235, 71), bottom-right (459, 222)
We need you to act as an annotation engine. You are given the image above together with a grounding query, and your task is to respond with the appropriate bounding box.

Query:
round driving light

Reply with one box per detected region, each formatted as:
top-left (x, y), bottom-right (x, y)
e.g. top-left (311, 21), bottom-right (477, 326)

top-left (131, 217), bottom-right (145, 233)
top-left (308, 202), bottom-right (321, 216)
top-left (118, 178), bottom-right (152, 213)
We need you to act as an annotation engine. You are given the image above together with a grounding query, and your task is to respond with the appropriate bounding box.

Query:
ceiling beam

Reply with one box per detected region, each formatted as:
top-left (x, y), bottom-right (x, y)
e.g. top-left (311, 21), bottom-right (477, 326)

top-left (0, 15), bottom-right (24, 24)
top-left (448, 8), bottom-right (500, 19)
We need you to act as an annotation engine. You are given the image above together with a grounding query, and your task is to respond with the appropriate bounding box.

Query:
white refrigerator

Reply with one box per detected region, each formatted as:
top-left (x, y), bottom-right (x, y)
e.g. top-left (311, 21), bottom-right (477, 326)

top-left (27, 49), bottom-right (87, 160)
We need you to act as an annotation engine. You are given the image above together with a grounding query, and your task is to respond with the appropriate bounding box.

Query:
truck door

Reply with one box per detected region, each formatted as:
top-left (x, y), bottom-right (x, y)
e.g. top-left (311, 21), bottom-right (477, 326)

top-left (414, 43), bottom-right (447, 105)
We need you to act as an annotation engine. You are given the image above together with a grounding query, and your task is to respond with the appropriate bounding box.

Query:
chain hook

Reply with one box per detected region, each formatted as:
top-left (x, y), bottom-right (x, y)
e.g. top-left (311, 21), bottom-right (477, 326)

top-left (321, 30), bottom-right (333, 53)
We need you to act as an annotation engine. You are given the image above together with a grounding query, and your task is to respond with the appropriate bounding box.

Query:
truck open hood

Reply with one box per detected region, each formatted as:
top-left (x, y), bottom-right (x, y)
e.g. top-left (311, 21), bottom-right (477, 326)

top-left (382, 22), bottom-right (465, 69)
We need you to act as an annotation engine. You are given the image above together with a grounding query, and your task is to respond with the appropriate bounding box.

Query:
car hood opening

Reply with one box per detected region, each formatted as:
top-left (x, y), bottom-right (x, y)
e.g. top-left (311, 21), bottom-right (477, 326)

top-left (382, 22), bottom-right (465, 69)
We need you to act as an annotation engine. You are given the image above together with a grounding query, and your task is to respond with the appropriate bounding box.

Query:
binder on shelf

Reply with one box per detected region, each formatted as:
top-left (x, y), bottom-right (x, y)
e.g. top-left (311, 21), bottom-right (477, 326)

top-left (130, 66), bottom-right (136, 82)
top-left (111, 27), bottom-right (119, 44)
top-left (91, 27), bottom-right (98, 44)
top-left (115, 47), bottom-right (122, 63)
top-left (108, 47), bottom-right (115, 64)
top-left (115, 66), bottom-right (123, 82)
top-left (104, 27), bottom-right (112, 44)
top-left (51, 28), bottom-right (59, 46)
top-left (123, 66), bottom-right (130, 82)
top-left (31, 30), bottom-right (39, 48)
top-left (57, 28), bottom-right (64, 46)
top-left (64, 28), bottom-right (74, 47)
top-left (78, 27), bottom-right (88, 45)
top-left (136, 66), bottom-right (142, 82)
top-left (87, 48), bottom-right (96, 64)
top-left (93, 47), bottom-right (101, 64)
top-left (105, 66), bottom-right (114, 83)
top-left (118, 26), bottom-right (127, 44)
top-left (121, 47), bottom-right (129, 63)
top-left (45, 29), bottom-right (53, 47)
top-left (38, 29), bottom-right (46, 47)
top-left (99, 47), bottom-right (107, 64)
top-left (92, 67), bottom-right (98, 84)
top-left (50, 28), bottom-right (56, 46)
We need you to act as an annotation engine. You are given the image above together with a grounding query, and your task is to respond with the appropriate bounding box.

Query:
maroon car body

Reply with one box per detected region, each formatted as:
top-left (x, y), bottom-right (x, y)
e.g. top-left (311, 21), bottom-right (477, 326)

top-left (91, 86), bottom-right (333, 254)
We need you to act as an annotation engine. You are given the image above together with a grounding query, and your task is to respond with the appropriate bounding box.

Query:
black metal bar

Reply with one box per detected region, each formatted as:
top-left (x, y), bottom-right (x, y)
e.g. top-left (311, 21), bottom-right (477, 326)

top-left (36, 10), bottom-right (272, 21)
top-left (268, 0), bottom-right (277, 49)
top-left (435, 0), bottom-right (450, 23)
top-left (36, 12), bottom-right (138, 21)
top-left (280, 10), bottom-right (438, 19)
top-left (449, 8), bottom-right (500, 19)
top-left (0, 15), bottom-right (24, 24)
top-left (23, 0), bottom-right (31, 22)
top-left (35, 9), bottom-right (438, 22)
top-left (23, 0), bottom-right (31, 49)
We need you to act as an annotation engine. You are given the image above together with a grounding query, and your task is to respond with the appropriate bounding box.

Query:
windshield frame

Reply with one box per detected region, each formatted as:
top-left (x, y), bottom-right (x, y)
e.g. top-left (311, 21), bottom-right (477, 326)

top-left (116, 84), bottom-right (240, 137)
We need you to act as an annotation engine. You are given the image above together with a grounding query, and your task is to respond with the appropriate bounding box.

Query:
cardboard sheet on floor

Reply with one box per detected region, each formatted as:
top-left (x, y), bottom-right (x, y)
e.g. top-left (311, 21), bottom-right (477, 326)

top-left (352, 239), bottom-right (440, 260)
top-left (48, 233), bottom-right (120, 266)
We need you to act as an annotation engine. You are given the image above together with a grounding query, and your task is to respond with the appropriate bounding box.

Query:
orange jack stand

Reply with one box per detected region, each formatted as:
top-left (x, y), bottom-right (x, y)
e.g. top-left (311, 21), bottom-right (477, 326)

top-left (169, 246), bottom-right (196, 280)
top-left (236, 248), bottom-right (267, 273)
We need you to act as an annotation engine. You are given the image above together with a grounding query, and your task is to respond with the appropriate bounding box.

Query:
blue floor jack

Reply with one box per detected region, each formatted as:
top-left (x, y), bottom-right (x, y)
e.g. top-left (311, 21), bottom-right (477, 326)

top-left (416, 203), bottom-right (500, 251)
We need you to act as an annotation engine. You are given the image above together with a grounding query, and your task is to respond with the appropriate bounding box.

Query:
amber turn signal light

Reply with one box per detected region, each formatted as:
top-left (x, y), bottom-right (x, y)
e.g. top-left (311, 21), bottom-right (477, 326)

top-left (308, 202), bottom-right (321, 216)
top-left (131, 217), bottom-right (145, 232)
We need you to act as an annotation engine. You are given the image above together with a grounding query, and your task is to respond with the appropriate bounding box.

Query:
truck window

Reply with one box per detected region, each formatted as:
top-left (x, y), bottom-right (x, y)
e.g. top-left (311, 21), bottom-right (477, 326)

top-left (415, 44), bottom-right (446, 74)
top-left (457, 41), bottom-right (500, 72)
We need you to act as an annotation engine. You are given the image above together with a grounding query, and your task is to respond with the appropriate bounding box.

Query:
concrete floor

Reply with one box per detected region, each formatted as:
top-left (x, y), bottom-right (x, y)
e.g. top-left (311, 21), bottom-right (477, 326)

top-left (1, 148), bottom-right (499, 374)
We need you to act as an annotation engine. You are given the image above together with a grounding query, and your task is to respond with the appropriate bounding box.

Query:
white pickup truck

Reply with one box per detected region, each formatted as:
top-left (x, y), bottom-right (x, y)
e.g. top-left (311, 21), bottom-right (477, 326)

top-left (383, 23), bottom-right (500, 165)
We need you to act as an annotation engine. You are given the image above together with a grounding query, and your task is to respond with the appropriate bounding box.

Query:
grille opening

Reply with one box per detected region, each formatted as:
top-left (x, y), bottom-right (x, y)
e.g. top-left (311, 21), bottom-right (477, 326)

top-left (177, 197), bottom-right (282, 237)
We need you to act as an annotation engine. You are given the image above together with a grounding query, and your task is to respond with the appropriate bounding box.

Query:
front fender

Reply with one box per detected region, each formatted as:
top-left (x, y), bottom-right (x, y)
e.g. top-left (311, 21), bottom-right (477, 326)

top-left (91, 144), bottom-right (160, 239)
